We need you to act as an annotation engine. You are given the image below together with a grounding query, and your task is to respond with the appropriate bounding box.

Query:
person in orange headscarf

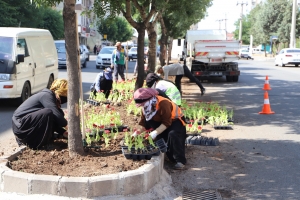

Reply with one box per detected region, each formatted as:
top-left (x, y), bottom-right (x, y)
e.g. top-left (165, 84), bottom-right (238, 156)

top-left (12, 79), bottom-right (68, 149)
top-left (133, 88), bottom-right (187, 170)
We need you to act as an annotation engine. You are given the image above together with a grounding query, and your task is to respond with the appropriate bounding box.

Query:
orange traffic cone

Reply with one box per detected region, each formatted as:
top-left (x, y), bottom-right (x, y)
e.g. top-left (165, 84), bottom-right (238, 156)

top-left (259, 91), bottom-right (275, 114)
top-left (262, 76), bottom-right (271, 90)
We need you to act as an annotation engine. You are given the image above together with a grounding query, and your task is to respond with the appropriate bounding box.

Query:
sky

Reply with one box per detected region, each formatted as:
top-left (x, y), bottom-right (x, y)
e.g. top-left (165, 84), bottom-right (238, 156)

top-left (198, 0), bottom-right (253, 33)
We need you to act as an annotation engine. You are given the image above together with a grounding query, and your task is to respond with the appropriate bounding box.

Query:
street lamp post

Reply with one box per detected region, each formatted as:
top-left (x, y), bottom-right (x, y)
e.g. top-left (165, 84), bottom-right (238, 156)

top-left (237, 1), bottom-right (248, 41)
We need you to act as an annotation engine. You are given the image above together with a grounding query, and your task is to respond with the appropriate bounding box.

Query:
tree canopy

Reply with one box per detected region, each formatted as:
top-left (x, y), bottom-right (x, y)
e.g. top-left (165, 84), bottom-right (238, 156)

top-left (97, 17), bottom-right (134, 43)
top-left (0, 0), bottom-right (64, 40)
top-left (234, 0), bottom-right (300, 50)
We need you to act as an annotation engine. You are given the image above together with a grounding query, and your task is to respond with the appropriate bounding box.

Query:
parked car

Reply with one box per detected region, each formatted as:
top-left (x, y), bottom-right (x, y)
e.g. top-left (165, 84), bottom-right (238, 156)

top-left (55, 40), bottom-right (86, 68)
top-left (96, 46), bottom-right (116, 69)
top-left (275, 48), bottom-right (300, 67)
top-left (128, 47), bottom-right (137, 61)
top-left (239, 48), bottom-right (253, 60)
top-left (80, 44), bottom-right (90, 61)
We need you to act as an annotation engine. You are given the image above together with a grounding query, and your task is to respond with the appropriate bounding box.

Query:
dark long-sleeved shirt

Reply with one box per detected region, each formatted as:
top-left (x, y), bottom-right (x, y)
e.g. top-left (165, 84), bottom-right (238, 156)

top-left (12, 89), bottom-right (67, 133)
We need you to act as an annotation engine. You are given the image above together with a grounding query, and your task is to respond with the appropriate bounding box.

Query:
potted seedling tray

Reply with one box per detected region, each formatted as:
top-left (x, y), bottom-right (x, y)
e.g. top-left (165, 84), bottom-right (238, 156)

top-left (121, 144), bottom-right (160, 160)
top-left (155, 138), bottom-right (167, 153)
top-left (86, 99), bottom-right (100, 106)
top-left (185, 136), bottom-right (219, 146)
top-left (213, 125), bottom-right (233, 130)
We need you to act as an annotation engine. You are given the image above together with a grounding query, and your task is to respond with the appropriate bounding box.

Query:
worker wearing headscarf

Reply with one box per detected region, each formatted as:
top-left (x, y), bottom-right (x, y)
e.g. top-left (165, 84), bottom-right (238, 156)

top-left (146, 73), bottom-right (182, 106)
top-left (12, 79), bottom-right (68, 149)
top-left (133, 88), bottom-right (187, 170)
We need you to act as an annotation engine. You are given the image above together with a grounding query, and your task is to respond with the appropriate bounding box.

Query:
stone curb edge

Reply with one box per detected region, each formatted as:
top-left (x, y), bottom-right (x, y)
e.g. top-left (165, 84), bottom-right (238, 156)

top-left (0, 146), bottom-right (164, 198)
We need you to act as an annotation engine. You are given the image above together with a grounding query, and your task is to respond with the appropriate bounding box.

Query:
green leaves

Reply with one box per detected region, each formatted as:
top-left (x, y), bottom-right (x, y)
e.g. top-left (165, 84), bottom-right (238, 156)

top-left (97, 17), bottom-right (134, 43)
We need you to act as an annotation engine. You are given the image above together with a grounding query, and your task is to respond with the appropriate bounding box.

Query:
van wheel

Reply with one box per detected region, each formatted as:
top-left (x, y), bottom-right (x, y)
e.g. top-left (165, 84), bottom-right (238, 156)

top-left (47, 75), bottom-right (54, 89)
top-left (18, 82), bottom-right (31, 104)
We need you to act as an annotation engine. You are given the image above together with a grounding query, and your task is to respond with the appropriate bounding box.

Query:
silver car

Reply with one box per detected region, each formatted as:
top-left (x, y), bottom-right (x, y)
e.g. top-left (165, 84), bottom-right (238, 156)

top-left (55, 40), bottom-right (86, 68)
top-left (80, 44), bottom-right (90, 61)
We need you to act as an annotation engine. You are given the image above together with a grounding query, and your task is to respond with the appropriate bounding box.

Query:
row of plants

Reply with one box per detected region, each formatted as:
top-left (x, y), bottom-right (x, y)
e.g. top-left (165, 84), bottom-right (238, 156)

top-left (72, 79), bottom-right (235, 153)
top-left (181, 99), bottom-right (234, 127)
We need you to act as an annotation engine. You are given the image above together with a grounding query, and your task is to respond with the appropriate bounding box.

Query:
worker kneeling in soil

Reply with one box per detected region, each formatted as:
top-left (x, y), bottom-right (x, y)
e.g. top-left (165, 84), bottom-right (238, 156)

top-left (146, 73), bottom-right (182, 107)
top-left (12, 79), bottom-right (68, 149)
top-left (133, 88), bottom-right (187, 170)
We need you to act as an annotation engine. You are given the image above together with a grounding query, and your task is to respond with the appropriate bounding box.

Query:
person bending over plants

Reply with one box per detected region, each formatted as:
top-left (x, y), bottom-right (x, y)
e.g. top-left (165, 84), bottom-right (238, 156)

top-left (12, 79), bottom-right (68, 149)
top-left (90, 66), bottom-right (113, 99)
top-left (132, 88), bottom-right (187, 170)
top-left (146, 73), bottom-right (182, 107)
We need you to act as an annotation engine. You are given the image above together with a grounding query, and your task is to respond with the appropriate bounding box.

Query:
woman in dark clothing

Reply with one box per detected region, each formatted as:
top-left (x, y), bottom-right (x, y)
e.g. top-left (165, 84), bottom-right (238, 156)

top-left (12, 79), bottom-right (68, 149)
top-left (133, 88), bottom-right (187, 170)
top-left (90, 66), bottom-right (113, 99)
top-left (94, 45), bottom-right (97, 55)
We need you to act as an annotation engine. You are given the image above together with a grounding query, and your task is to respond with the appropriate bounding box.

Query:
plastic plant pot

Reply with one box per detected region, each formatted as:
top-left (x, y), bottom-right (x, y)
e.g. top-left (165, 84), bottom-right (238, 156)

top-left (190, 136), bottom-right (197, 145)
top-left (185, 136), bottom-right (194, 144)
top-left (195, 136), bottom-right (201, 145)
top-left (211, 138), bottom-right (220, 146)
top-left (200, 137), bottom-right (208, 146)
top-left (206, 137), bottom-right (213, 146)
top-left (121, 146), bottom-right (132, 159)
top-left (155, 138), bottom-right (168, 153)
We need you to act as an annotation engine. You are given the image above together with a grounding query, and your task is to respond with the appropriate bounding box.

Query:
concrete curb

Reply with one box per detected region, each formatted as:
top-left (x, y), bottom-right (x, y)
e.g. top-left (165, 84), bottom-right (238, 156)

top-left (0, 146), bottom-right (164, 198)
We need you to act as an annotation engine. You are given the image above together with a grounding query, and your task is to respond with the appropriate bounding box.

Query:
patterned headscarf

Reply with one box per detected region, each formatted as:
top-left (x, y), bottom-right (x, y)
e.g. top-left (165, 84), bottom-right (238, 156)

top-left (133, 88), bottom-right (158, 106)
top-left (50, 79), bottom-right (68, 97)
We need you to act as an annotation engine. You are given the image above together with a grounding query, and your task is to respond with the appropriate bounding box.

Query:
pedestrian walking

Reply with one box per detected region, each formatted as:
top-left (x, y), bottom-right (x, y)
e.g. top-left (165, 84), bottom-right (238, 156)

top-left (111, 42), bottom-right (127, 81)
top-left (94, 45), bottom-right (97, 55)
top-left (132, 88), bottom-right (187, 170)
top-left (12, 79), bottom-right (68, 149)
top-left (156, 63), bottom-right (206, 95)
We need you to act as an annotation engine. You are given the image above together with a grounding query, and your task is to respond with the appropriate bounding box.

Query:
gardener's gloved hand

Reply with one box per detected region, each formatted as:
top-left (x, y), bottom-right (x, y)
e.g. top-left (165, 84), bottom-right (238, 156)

top-left (131, 130), bottom-right (140, 137)
top-left (149, 130), bottom-right (158, 140)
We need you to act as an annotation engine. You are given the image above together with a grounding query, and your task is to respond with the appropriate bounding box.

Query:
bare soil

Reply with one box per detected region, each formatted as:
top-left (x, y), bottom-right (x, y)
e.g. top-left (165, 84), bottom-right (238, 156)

top-left (9, 102), bottom-right (147, 177)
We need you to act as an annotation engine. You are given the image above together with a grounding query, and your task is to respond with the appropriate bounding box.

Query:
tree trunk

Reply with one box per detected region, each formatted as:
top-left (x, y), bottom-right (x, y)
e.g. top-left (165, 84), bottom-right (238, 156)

top-left (63, 0), bottom-right (84, 157)
top-left (159, 15), bottom-right (167, 66)
top-left (167, 37), bottom-right (173, 64)
top-left (135, 25), bottom-right (146, 90)
top-left (160, 35), bottom-right (168, 66)
top-left (146, 22), bottom-right (157, 73)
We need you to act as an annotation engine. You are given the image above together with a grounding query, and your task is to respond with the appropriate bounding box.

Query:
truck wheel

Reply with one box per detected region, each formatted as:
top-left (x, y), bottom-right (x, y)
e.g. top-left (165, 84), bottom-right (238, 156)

top-left (226, 76), bottom-right (233, 82)
top-left (47, 75), bottom-right (54, 89)
top-left (96, 65), bottom-right (100, 69)
top-left (18, 82), bottom-right (31, 104)
top-left (232, 76), bottom-right (239, 82)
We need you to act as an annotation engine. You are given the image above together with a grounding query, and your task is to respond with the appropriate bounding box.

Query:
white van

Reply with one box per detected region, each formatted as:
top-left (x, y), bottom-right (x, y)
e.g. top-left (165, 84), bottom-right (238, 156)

top-left (0, 28), bottom-right (58, 103)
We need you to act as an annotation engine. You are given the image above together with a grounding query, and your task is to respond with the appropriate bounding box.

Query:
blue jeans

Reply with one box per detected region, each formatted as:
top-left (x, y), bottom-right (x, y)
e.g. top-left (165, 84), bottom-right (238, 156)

top-left (114, 64), bottom-right (125, 81)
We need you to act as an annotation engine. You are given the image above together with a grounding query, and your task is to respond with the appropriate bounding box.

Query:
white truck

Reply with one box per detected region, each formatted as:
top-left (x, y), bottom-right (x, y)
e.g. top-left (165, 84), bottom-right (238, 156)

top-left (184, 30), bottom-right (241, 82)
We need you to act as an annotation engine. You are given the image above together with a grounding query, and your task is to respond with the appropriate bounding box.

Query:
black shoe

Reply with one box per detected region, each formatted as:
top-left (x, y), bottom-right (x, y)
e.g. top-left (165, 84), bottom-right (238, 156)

top-left (201, 88), bottom-right (206, 96)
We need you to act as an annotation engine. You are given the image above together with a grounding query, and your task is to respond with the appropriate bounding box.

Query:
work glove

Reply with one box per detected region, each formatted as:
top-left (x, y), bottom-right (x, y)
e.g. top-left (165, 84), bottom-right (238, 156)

top-left (131, 130), bottom-right (140, 137)
top-left (149, 130), bottom-right (158, 140)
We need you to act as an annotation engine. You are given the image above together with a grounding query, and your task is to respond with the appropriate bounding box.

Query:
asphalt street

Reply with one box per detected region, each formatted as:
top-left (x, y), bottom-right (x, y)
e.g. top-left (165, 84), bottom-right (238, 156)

top-left (1, 55), bottom-right (300, 199)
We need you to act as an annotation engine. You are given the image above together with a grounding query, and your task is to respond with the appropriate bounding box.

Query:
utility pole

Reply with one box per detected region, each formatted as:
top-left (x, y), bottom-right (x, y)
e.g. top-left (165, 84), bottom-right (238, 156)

top-left (290, 0), bottom-right (297, 48)
top-left (216, 19), bottom-right (223, 29)
top-left (224, 13), bottom-right (228, 33)
top-left (236, 1), bottom-right (248, 41)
